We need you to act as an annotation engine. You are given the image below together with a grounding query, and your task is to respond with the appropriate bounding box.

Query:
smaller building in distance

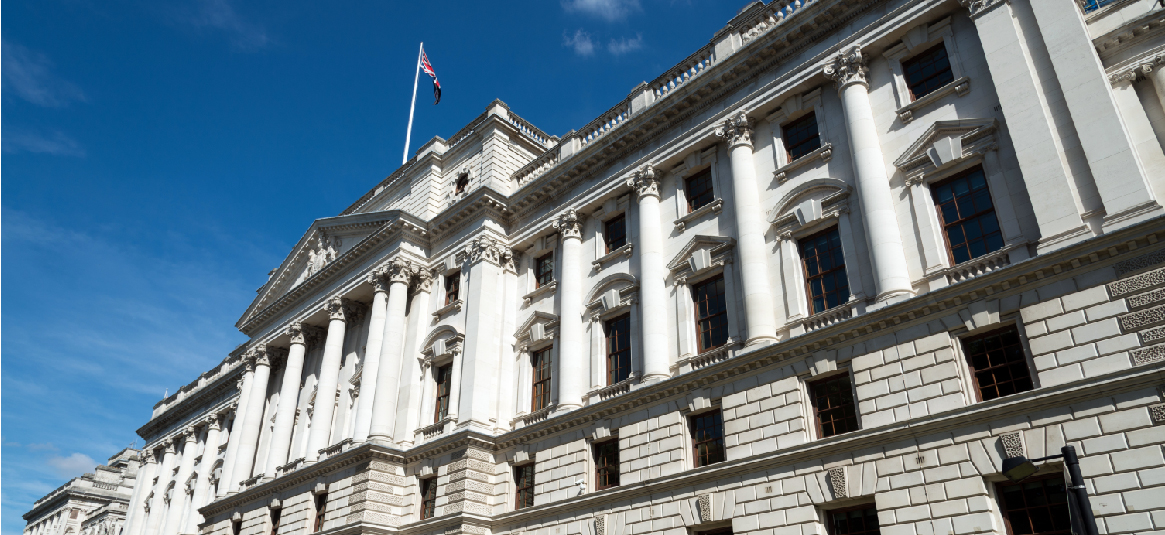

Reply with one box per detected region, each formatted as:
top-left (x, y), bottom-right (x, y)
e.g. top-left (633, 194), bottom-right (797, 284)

top-left (23, 449), bottom-right (142, 535)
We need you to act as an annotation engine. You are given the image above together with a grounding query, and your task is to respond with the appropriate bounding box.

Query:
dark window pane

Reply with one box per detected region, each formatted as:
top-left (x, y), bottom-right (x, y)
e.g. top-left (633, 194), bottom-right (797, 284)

top-left (535, 253), bottom-right (554, 288)
top-left (605, 314), bottom-right (632, 385)
top-left (903, 44), bottom-right (955, 99)
top-left (809, 374), bottom-right (859, 438)
top-left (826, 504), bottom-right (880, 535)
top-left (962, 325), bottom-right (1033, 401)
top-left (420, 478), bottom-right (437, 520)
top-left (594, 440), bottom-right (620, 490)
top-left (693, 276), bottom-right (729, 353)
top-left (445, 272), bottom-right (460, 305)
top-left (930, 168), bottom-right (1003, 264)
top-left (514, 464), bottom-right (536, 509)
top-left (783, 112), bottom-right (822, 161)
top-left (531, 347), bottom-right (553, 411)
top-left (800, 228), bottom-right (850, 315)
top-left (434, 364), bottom-right (453, 422)
top-left (685, 169), bottom-right (715, 212)
top-left (996, 475), bottom-right (1071, 535)
top-left (604, 215), bottom-right (627, 253)
top-left (690, 411), bottom-right (725, 467)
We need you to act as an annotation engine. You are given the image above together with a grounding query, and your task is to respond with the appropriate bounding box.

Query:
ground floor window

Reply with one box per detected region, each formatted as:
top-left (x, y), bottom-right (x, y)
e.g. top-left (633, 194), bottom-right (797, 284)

top-left (825, 503), bottom-right (880, 535)
top-left (996, 474), bottom-right (1071, 535)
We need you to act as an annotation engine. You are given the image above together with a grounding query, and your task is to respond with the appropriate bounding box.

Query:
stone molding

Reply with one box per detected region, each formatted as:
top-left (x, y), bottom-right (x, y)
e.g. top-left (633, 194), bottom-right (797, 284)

top-left (826, 467), bottom-right (847, 498)
top-left (456, 234), bottom-right (514, 270)
top-left (999, 431), bottom-right (1025, 459)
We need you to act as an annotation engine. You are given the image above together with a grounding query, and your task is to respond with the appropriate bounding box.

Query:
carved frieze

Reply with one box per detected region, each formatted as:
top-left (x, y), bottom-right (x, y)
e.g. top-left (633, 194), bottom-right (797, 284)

top-left (999, 431), bottom-right (1025, 459)
top-left (827, 467), bottom-right (847, 498)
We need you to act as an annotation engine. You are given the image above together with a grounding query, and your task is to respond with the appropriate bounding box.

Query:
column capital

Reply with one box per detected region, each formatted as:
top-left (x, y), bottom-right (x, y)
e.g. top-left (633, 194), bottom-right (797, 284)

top-left (344, 299), bottom-right (368, 324)
top-left (143, 449), bottom-right (158, 464)
top-left (248, 346), bottom-right (272, 368)
top-left (368, 270), bottom-right (392, 294)
top-left (387, 259), bottom-right (416, 284)
top-left (415, 269), bottom-right (435, 293)
top-left (824, 46), bottom-right (869, 91)
top-left (957, 0), bottom-right (1006, 19)
top-left (715, 111), bottom-right (754, 149)
top-left (553, 209), bottom-right (585, 240)
top-left (163, 441), bottom-right (177, 454)
top-left (457, 235), bottom-right (511, 267)
top-left (207, 418), bottom-right (222, 432)
top-left (627, 164), bottom-right (662, 200)
top-left (288, 322), bottom-right (325, 348)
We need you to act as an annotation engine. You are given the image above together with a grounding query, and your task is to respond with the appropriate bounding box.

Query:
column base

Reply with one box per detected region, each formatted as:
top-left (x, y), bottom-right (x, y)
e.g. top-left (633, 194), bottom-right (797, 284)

top-left (744, 336), bottom-right (778, 348)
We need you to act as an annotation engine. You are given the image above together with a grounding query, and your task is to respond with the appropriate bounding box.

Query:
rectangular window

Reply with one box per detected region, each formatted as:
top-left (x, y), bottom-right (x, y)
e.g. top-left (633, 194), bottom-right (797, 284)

top-left (232, 520), bottom-right (242, 535)
top-left (783, 112), bottom-right (822, 162)
top-left (434, 364), bottom-right (452, 422)
top-left (535, 253), bottom-right (554, 288)
top-left (531, 347), bottom-right (552, 411)
top-left (693, 275), bottom-right (729, 353)
top-left (689, 411), bottom-right (725, 467)
top-left (825, 504), bottom-right (880, 535)
top-left (419, 478), bottom-right (437, 520)
top-left (962, 325), bottom-right (1033, 401)
top-left (809, 374), bottom-right (859, 438)
top-left (996, 475), bottom-right (1071, 535)
top-left (312, 493), bottom-right (328, 533)
top-left (800, 227), bottom-right (850, 315)
top-left (269, 509), bottom-right (281, 535)
top-left (605, 314), bottom-right (632, 385)
top-left (932, 167), bottom-right (1003, 265)
top-left (594, 440), bottom-right (620, 490)
top-left (455, 172), bottom-right (469, 194)
top-left (445, 272), bottom-right (460, 305)
top-left (685, 169), bottom-right (715, 212)
top-left (902, 43), bottom-right (955, 100)
top-left (514, 464), bottom-right (535, 510)
top-left (604, 214), bottom-right (627, 253)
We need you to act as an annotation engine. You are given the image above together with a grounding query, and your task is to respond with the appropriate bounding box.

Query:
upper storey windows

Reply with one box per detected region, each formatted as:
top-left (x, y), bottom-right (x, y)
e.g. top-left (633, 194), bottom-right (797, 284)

top-left (799, 228), bottom-right (850, 315)
top-left (604, 214), bottom-right (627, 253)
top-left (434, 364), bottom-right (453, 422)
top-left (693, 275), bottom-right (729, 353)
top-left (961, 325), bottom-right (1033, 402)
top-left (932, 167), bottom-right (1003, 265)
top-left (782, 111), bottom-right (822, 162)
top-left (535, 253), bottom-right (555, 288)
top-left (685, 169), bottom-right (716, 213)
top-left (902, 44), bottom-right (954, 101)
top-left (454, 171), bottom-right (469, 195)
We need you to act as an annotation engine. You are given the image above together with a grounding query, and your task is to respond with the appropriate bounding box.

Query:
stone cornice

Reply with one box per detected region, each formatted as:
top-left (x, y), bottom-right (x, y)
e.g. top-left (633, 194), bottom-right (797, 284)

top-left (428, 187), bottom-right (513, 243)
top-left (137, 365), bottom-right (243, 442)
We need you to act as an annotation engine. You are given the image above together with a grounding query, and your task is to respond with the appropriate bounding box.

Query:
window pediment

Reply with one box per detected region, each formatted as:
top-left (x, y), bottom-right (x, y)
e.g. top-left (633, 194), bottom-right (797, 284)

top-left (515, 311), bottom-right (560, 350)
top-left (894, 118), bottom-right (997, 183)
top-left (668, 235), bottom-right (735, 283)
top-left (768, 179), bottom-right (852, 235)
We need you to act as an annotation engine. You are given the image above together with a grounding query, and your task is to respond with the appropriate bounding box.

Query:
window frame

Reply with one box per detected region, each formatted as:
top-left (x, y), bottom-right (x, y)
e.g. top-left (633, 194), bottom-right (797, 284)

top-left (604, 313), bottom-right (632, 385)
top-left (593, 439), bottom-right (620, 490)
top-left (514, 463), bottom-right (536, 510)
top-left (798, 226), bottom-right (851, 315)
top-left (688, 409), bottom-right (726, 468)
top-left (823, 503), bottom-right (881, 535)
top-left (444, 272), bottom-right (460, 305)
top-left (692, 274), bottom-right (730, 354)
top-left (684, 168), bottom-right (716, 213)
top-left (882, 17), bottom-right (968, 123)
top-left (994, 473), bottom-right (1072, 535)
top-left (419, 477), bottom-right (438, 520)
top-left (312, 493), bottom-right (328, 533)
top-left (603, 214), bottom-right (627, 254)
top-left (534, 252), bottom-right (555, 289)
top-left (531, 346), bottom-right (553, 411)
top-left (960, 324), bottom-right (1034, 402)
top-left (433, 363), bottom-right (453, 422)
top-left (782, 111), bottom-right (822, 162)
top-left (930, 166), bottom-right (1005, 266)
top-left (901, 43), bottom-right (956, 101)
top-left (454, 172), bottom-right (469, 195)
top-left (807, 372), bottom-right (860, 439)
top-left (269, 508), bottom-right (281, 535)
top-left (232, 520), bottom-right (242, 535)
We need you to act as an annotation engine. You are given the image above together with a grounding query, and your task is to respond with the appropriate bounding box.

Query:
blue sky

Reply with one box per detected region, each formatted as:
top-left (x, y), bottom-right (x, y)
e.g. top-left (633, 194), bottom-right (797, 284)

top-left (1, 0), bottom-right (743, 530)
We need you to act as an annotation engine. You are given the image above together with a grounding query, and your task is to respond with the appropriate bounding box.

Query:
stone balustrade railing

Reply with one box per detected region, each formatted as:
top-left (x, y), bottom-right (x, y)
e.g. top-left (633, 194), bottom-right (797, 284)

top-left (803, 301), bottom-right (856, 332)
top-left (507, 114), bottom-right (554, 147)
top-left (739, 0), bottom-right (817, 43)
top-left (580, 99), bottom-right (634, 147)
top-left (650, 45), bottom-right (715, 100)
top-left (513, 148), bottom-right (560, 184)
top-left (946, 247), bottom-right (1014, 284)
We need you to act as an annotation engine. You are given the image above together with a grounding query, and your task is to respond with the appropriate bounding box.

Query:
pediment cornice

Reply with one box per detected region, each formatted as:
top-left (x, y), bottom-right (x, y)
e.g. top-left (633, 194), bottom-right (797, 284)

top-left (894, 118), bottom-right (997, 183)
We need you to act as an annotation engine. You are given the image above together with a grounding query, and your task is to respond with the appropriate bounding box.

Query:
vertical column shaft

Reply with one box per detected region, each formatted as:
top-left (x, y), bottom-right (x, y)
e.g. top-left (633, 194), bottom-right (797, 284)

top-left (718, 113), bottom-right (778, 343)
top-left (394, 272), bottom-right (432, 444)
top-left (555, 211), bottom-right (587, 408)
top-left (185, 420), bottom-right (221, 533)
top-left (368, 261), bottom-right (414, 441)
top-left (228, 349), bottom-right (271, 489)
top-left (124, 451), bottom-right (158, 535)
top-left (628, 166), bottom-right (670, 382)
top-left (306, 298), bottom-right (349, 461)
top-left (144, 443), bottom-right (177, 535)
top-left (216, 374), bottom-right (250, 497)
top-left (265, 326), bottom-right (309, 474)
top-left (825, 48), bottom-right (913, 301)
top-left (163, 432), bottom-right (198, 535)
top-left (353, 273), bottom-right (390, 442)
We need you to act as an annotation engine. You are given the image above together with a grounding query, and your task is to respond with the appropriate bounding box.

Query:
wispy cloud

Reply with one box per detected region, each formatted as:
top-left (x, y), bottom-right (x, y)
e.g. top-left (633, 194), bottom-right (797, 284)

top-left (27, 443), bottom-right (59, 452)
top-left (563, 29), bottom-right (596, 56)
top-left (46, 453), bottom-right (97, 478)
top-left (608, 34), bottom-right (644, 55)
top-left (183, 0), bottom-right (270, 49)
top-left (562, 0), bottom-right (641, 21)
top-left (2, 130), bottom-right (86, 157)
top-left (1, 40), bottom-right (87, 107)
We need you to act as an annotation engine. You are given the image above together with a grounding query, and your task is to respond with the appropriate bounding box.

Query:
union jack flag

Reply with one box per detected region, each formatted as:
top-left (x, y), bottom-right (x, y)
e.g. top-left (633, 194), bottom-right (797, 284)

top-left (420, 46), bottom-right (441, 105)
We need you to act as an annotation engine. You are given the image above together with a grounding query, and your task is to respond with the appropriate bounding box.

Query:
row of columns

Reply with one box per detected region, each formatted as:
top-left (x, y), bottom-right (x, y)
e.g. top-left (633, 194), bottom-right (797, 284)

top-left (126, 414), bottom-right (227, 535)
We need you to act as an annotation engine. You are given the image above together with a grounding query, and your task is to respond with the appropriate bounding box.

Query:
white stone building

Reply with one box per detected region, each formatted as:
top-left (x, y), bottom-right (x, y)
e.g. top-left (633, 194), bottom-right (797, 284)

top-left (23, 449), bottom-right (142, 535)
top-left (111, 0), bottom-right (1165, 534)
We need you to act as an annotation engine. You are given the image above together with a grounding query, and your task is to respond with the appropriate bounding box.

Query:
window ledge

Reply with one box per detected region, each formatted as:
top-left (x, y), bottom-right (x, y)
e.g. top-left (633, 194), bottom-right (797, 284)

top-left (523, 281), bottom-right (557, 304)
top-left (432, 299), bottom-right (463, 319)
top-left (586, 372), bottom-right (641, 404)
top-left (673, 339), bottom-right (741, 374)
top-left (415, 417), bottom-right (454, 441)
top-left (511, 403), bottom-right (558, 429)
top-left (773, 142), bottom-right (834, 184)
top-left (593, 243), bottom-right (634, 272)
top-left (798, 301), bottom-right (859, 334)
top-left (897, 77), bottom-right (970, 124)
top-left (674, 199), bottom-right (724, 232)
top-left (927, 244), bottom-right (1018, 286)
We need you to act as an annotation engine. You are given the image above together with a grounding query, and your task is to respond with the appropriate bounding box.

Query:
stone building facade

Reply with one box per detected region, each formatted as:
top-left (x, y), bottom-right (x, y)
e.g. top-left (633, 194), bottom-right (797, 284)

top-left (112, 0), bottom-right (1165, 534)
top-left (23, 449), bottom-right (142, 535)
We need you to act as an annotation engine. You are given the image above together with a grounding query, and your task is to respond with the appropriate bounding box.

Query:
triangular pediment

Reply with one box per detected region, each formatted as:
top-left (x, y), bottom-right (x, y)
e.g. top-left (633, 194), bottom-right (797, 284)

top-left (894, 118), bottom-right (997, 176)
top-left (667, 235), bottom-right (735, 271)
top-left (237, 210), bottom-right (430, 334)
top-left (516, 311), bottom-right (559, 339)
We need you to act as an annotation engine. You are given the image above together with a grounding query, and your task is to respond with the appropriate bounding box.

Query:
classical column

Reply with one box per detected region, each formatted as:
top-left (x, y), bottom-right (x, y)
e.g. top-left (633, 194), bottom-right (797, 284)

top-left (455, 236), bottom-right (512, 431)
top-left (124, 450), bottom-right (158, 535)
top-left (824, 47), bottom-right (913, 302)
top-left (305, 298), bottom-right (349, 461)
top-left (368, 261), bottom-right (415, 442)
top-left (352, 271), bottom-right (390, 442)
top-left (1149, 61), bottom-right (1165, 112)
top-left (394, 270), bottom-right (433, 444)
top-left (227, 348), bottom-right (271, 489)
top-left (265, 324), bottom-right (311, 474)
top-left (216, 370), bottom-right (252, 497)
top-left (554, 211), bottom-right (587, 408)
top-left (627, 165), bottom-right (669, 382)
top-left (184, 419), bottom-right (221, 534)
top-left (716, 113), bottom-right (778, 344)
top-left (144, 442), bottom-right (177, 535)
top-left (162, 431), bottom-right (198, 535)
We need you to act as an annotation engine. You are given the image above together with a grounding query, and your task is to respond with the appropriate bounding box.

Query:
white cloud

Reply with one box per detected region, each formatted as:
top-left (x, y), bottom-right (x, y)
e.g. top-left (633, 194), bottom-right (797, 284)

top-left (46, 453), bottom-right (97, 478)
top-left (1, 40), bottom-right (87, 107)
top-left (563, 29), bottom-right (596, 56)
top-left (185, 0), bottom-right (270, 49)
top-left (2, 130), bottom-right (86, 157)
top-left (562, 0), bottom-right (641, 21)
top-left (608, 34), bottom-right (644, 55)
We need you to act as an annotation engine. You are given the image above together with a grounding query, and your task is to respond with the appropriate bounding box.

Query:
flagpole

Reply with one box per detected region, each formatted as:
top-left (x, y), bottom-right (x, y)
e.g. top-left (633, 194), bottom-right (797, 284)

top-left (402, 42), bottom-right (423, 166)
